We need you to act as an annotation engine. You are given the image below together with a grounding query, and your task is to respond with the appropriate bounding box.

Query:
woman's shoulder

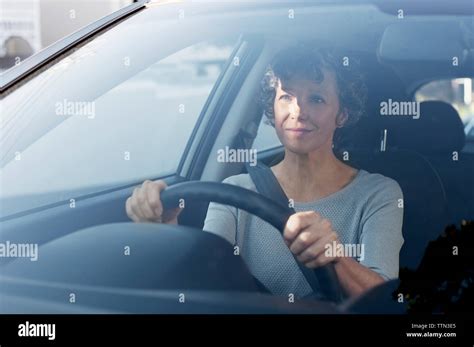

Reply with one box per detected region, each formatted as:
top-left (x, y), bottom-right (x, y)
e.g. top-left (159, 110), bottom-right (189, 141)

top-left (221, 172), bottom-right (257, 191)
top-left (356, 169), bottom-right (403, 198)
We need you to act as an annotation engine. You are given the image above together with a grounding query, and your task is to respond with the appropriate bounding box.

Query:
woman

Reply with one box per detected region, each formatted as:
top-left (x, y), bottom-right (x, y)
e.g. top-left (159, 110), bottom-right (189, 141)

top-left (125, 44), bottom-right (404, 300)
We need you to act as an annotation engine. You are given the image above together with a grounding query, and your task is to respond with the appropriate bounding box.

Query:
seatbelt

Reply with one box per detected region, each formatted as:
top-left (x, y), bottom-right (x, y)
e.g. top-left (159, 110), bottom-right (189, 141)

top-left (245, 161), bottom-right (343, 302)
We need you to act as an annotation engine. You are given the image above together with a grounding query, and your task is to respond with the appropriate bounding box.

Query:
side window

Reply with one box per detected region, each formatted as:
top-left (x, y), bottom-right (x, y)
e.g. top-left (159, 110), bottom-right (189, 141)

top-left (0, 39), bottom-right (237, 216)
top-left (415, 78), bottom-right (474, 146)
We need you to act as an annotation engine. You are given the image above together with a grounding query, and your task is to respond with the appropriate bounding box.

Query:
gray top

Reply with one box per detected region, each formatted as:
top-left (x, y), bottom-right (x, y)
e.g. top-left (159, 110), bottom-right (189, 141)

top-left (203, 169), bottom-right (404, 298)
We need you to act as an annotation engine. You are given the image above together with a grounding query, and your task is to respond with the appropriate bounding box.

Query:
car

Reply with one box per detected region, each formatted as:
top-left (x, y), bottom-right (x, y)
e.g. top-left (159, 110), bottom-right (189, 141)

top-left (0, 0), bottom-right (473, 315)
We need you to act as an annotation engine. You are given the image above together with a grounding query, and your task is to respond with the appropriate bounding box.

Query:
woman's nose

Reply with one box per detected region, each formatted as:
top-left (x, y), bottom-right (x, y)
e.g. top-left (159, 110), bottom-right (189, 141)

top-left (290, 98), bottom-right (309, 120)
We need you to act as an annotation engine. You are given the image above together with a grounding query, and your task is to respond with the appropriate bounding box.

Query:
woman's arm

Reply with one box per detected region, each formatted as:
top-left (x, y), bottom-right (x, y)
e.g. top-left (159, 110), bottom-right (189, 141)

top-left (333, 256), bottom-right (385, 297)
top-left (284, 179), bottom-right (404, 299)
top-left (203, 201), bottom-right (238, 245)
top-left (335, 180), bottom-right (404, 297)
top-left (201, 175), bottom-right (241, 245)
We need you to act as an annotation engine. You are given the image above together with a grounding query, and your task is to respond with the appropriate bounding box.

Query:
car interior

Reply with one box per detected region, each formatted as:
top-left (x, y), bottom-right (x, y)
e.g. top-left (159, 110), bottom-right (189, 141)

top-left (1, 2), bottom-right (473, 313)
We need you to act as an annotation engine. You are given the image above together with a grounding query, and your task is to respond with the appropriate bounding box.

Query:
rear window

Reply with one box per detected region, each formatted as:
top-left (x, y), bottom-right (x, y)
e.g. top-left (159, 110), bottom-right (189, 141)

top-left (415, 78), bottom-right (474, 142)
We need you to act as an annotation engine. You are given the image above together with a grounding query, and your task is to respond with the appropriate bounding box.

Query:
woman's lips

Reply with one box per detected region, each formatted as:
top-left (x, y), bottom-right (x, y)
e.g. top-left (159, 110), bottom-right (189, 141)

top-left (286, 128), bottom-right (314, 133)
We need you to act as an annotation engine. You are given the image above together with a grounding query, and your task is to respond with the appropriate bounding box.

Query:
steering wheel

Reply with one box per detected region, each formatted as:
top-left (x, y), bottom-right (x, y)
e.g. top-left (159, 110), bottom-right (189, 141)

top-left (160, 181), bottom-right (342, 302)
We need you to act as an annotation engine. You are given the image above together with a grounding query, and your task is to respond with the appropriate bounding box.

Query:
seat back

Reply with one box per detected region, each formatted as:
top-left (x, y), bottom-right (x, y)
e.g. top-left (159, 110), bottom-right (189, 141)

top-left (395, 101), bottom-right (474, 226)
top-left (347, 150), bottom-right (449, 270)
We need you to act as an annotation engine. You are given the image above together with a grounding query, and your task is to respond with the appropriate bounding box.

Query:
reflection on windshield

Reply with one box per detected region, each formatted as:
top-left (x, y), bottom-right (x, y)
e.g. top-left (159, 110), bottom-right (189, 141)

top-left (0, 8), bottom-right (237, 217)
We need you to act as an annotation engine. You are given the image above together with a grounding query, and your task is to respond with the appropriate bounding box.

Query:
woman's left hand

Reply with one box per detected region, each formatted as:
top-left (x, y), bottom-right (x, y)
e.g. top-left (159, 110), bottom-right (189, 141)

top-left (283, 211), bottom-right (341, 268)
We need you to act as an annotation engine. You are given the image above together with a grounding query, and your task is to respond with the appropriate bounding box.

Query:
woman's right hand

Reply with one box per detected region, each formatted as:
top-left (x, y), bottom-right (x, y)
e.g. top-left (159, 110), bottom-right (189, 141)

top-left (125, 180), bottom-right (182, 224)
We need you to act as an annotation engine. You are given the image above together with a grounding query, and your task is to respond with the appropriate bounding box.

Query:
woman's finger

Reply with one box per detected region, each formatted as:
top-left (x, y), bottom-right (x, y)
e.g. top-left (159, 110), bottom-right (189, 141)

top-left (125, 197), bottom-right (139, 222)
top-left (135, 184), bottom-right (156, 220)
top-left (289, 230), bottom-right (320, 255)
top-left (283, 211), bottom-right (320, 243)
top-left (297, 231), bottom-right (339, 265)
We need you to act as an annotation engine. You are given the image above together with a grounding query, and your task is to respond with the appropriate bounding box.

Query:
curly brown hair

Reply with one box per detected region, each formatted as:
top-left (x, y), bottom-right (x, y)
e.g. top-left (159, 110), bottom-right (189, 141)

top-left (260, 43), bottom-right (367, 131)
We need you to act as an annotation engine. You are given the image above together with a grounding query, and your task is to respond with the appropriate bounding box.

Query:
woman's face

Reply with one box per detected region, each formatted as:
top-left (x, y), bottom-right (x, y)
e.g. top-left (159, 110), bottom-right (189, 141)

top-left (273, 68), bottom-right (346, 155)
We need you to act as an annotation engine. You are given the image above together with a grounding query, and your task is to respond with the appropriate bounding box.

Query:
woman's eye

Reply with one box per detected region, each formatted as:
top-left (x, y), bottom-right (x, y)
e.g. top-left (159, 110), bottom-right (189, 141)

top-left (280, 94), bottom-right (292, 101)
top-left (311, 96), bottom-right (324, 103)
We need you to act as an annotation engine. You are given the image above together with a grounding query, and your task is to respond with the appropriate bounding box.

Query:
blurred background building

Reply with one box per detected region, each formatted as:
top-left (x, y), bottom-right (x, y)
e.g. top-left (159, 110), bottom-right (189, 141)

top-left (0, 0), bottom-right (134, 72)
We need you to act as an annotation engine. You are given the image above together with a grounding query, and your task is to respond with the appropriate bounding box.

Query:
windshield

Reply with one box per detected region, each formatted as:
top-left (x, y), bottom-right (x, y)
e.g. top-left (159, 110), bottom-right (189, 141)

top-left (0, 6), bottom-right (238, 217)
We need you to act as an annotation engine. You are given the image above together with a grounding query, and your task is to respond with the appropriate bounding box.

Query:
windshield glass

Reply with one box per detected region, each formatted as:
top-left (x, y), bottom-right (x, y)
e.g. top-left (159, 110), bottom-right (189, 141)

top-left (0, 7), bottom-right (238, 217)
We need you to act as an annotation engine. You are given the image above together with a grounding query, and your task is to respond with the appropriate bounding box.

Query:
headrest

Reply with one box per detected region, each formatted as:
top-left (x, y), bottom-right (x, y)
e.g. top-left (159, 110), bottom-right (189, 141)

top-left (335, 101), bottom-right (466, 155)
top-left (387, 101), bottom-right (465, 154)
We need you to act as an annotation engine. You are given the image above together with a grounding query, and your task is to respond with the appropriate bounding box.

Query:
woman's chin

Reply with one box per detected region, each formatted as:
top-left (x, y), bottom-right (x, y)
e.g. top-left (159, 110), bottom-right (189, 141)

top-left (282, 140), bottom-right (329, 155)
top-left (285, 144), bottom-right (317, 155)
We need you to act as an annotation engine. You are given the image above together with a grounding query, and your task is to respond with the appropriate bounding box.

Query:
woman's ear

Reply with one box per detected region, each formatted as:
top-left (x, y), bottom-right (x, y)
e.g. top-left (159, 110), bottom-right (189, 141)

top-left (335, 108), bottom-right (349, 128)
